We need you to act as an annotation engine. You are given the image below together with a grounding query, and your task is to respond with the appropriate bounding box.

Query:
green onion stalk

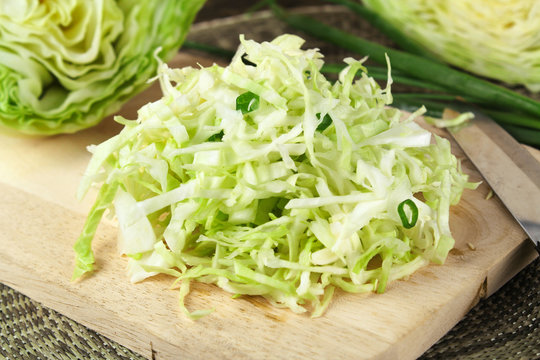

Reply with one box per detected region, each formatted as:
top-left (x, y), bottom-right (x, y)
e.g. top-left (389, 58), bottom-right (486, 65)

top-left (267, 2), bottom-right (540, 147)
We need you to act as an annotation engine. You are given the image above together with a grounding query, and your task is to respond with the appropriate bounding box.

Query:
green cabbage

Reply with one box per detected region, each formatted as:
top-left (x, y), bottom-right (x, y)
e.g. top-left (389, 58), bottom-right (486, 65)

top-left (362, 0), bottom-right (540, 92)
top-left (0, 0), bottom-right (205, 135)
top-left (74, 34), bottom-right (474, 318)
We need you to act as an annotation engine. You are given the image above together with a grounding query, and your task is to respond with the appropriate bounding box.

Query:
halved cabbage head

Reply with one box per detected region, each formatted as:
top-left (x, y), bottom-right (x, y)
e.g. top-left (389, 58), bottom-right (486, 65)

top-left (0, 0), bottom-right (205, 135)
top-left (363, 0), bottom-right (540, 92)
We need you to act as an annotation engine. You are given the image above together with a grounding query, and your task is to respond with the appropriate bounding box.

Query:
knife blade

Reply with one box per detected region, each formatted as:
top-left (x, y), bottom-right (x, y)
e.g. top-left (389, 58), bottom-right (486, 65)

top-left (443, 108), bottom-right (540, 254)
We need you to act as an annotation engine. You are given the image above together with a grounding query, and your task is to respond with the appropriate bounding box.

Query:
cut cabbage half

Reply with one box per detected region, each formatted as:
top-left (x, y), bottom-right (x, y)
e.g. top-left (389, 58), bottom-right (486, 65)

top-left (363, 0), bottom-right (540, 92)
top-left (0, 0), bottom-right (205, 134)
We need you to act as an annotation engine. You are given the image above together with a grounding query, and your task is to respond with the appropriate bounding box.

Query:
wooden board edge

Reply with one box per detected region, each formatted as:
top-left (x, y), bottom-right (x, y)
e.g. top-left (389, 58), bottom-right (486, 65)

top-left (485, 237), bottom-right (538, 297)
top-left (400, 274), bottom-right (485, 360)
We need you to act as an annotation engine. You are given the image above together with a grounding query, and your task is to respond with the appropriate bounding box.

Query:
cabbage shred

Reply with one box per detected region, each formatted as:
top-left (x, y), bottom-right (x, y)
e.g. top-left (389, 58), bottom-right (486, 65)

top-left (74, 34), bottom-right (472, 317)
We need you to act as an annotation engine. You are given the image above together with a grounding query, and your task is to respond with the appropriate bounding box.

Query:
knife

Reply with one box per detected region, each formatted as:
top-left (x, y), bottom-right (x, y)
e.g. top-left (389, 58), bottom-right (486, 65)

top-left (443, 107), bottom-right (540, 254)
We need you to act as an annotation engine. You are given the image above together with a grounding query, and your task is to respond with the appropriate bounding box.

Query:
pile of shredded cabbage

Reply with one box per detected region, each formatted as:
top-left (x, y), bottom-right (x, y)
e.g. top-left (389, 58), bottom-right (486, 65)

top-left (74, 34), bottom-right (473, 318)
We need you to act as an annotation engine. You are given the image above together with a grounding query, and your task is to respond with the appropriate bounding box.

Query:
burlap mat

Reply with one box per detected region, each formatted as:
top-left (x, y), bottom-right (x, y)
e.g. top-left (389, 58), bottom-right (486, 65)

top-left (1, 6), bottom-right (539, 359)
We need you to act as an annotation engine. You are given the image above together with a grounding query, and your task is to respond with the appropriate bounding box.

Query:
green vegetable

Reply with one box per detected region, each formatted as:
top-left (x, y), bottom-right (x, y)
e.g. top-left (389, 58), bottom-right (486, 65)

top-left (397, 199), bottom-right (418, 229)
top-left (499, 124), bottom-right (540, 147)
top-left (362, 0), bottom-right (540, 92)
top-left (236, 91), bottom-right (260, 114)
top-left (74, 34), bottom-right (473, 317)
top-left (315, 113), bottom-right (333, 132)
top-left (0, 0), bottom-right (205, 135)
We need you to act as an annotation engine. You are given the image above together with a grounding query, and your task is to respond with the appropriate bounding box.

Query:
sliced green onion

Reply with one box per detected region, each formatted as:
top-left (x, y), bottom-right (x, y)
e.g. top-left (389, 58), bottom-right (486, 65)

top-left (241, 53), bottom-right (257, 67)
top-left (316, 113), bottom-right (333, 131)
top-left (236, 91), bottom-right (260, 114)
top-left (208, 130), bottom-right (224, 142)
top-left (397, 199), bottom-right (418, 229)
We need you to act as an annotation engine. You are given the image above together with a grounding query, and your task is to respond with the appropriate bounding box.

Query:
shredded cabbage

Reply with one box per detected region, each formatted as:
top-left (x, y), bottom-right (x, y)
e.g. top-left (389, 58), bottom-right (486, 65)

top-left (363, 0), bottom-right (540, 92)
top-left (73, 34), bottom-right (473, 318)
top-left (0, 0), bottom-right (205, 135)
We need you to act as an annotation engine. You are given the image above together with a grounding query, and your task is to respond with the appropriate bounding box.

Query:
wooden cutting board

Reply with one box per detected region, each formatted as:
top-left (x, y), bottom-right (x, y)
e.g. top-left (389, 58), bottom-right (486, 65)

top-left (0, 53), bottom-right (538, 360)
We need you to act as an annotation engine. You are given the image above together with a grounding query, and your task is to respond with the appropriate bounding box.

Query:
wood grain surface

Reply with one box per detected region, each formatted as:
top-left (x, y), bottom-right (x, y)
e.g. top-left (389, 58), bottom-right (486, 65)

top-left (0, 53), bottom-right (538, 360)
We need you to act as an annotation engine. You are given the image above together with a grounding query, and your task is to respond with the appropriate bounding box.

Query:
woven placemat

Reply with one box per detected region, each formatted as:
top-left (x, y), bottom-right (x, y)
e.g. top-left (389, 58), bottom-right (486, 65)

top-left (0, 283), bottom-right (143, 360)
top-left (1, 5), bottom-right (539, 360)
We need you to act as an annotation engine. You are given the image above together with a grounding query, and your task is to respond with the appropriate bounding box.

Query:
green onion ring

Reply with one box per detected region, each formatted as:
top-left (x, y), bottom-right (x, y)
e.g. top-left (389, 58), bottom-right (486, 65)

top-left (397, 199), bottom-right (418, 229)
